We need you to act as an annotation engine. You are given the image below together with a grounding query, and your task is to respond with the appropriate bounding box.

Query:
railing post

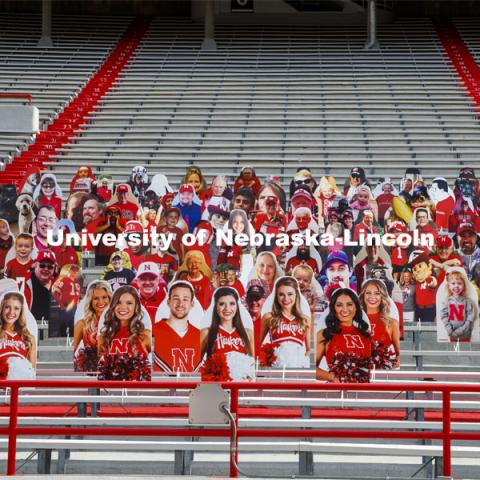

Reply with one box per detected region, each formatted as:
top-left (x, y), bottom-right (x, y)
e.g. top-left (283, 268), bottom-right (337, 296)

top-left (229, 386), bottom-right (239, 478)
top-left (7, 385), bottom-right (19, 476)
top-left (442, 390), bottom-right (451, 478)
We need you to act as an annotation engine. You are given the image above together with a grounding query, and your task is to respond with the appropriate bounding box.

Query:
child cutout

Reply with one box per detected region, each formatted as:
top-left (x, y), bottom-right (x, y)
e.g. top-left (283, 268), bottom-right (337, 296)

top-left (436, 267), bottom-right (479, 343)
top-left (5, 233), bottom-right (35, 282)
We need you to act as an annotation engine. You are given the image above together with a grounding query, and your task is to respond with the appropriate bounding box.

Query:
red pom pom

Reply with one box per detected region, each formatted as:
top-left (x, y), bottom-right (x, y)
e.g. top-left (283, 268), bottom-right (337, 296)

top-left (330, 352), bottom-right (371, 383)
top-left (200, 351), bottom-right (231, 381)
top-left (258, 343), bottom-right (277, 368)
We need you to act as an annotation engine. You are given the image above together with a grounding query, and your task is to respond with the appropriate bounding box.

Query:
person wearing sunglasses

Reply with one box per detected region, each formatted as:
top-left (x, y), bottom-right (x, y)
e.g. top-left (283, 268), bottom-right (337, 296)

top-left (24, 249), bottom-right (57, 326)
top-left (344, 167), bottom-right (370, 201)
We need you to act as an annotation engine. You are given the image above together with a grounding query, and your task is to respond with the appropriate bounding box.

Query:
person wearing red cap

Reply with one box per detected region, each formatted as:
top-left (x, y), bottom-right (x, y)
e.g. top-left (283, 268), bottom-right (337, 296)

top-left (133, 262), bottom-right (166, 324)
top-left (24, 249), bottom-right (57, 326)
top-left (430, 236), bottom-right (463, 284)
top-left (110, 184), bottom-right (141, 222)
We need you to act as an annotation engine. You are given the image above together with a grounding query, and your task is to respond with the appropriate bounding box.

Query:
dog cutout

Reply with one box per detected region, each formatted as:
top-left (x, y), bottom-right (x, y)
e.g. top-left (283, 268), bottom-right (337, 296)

top-left (16, 193), bottom-right (35, 234)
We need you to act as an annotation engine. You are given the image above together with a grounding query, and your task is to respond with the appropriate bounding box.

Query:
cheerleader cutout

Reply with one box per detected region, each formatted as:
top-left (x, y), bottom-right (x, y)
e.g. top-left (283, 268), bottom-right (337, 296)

top-left (200, 287), bottom-right (255, 382)
top-left (97, 286), bottom-right (152, 381)
top-left (260, 276), bottom-right (311, 369)
top-left (316, 288), bottom-right (372, 383)
top-left (73, 280), bottom-right (113, 373)
top-left (0, 291), bottom-right (36, 380)
top-left (359, 279), bottom-right (400, 370)
top-left (436, 267), bottom-right (480, 343)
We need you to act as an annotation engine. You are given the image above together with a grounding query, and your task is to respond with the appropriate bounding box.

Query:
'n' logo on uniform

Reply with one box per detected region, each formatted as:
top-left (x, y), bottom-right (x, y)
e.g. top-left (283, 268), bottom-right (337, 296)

top-left (171, 348), bottom-right (196, 372)
top-left (344, 334), bottom-right (365, 349)
top-left (449, 304), bottom-right (465, 321)
top-left (110, 338), bottom-right (129, 355)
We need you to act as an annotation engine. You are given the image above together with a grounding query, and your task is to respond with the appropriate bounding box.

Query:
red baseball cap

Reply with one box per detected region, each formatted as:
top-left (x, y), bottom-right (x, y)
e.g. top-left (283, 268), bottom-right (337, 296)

top-left (436, 235), bottom-right (453, 248)
top-left (457, 222), bottom-right (476, 236)
top-left (179, 184), bottom-right (194, 194)
top-left (36, 249), bottom-right (56, 264)
top-left (116, 184), bottom-right (128, 193)
top-left (124, 221), bottom-right (143, 235)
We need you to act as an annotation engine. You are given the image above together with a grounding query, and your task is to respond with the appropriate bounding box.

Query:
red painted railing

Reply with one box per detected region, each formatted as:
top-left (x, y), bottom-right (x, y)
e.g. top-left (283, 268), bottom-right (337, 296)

top-left (1, 380), bottom-right (480, 477)
top-left (0, 94), bottom-right (33, 105)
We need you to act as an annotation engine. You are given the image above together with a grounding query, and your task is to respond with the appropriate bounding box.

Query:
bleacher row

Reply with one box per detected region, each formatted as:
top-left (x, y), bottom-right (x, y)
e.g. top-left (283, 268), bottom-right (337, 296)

top-left (1, 12), bottom-right (480, 478)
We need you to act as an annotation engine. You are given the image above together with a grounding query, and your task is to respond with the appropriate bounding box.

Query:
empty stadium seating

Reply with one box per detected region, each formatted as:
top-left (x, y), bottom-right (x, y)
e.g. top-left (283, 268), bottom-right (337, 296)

top-left (36, 17), bottom-right (480, 192)
top-left (0, 13), bottom-right (132, 165)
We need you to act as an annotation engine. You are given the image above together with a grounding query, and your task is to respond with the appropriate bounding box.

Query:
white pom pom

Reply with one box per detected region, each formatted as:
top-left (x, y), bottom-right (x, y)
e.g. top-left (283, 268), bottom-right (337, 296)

top-left (226, 351), bottom-right (255, 381)
top-left (7, 357), bottom-right (36, 380)
top-left (273, 342), bottom-right (310, 369)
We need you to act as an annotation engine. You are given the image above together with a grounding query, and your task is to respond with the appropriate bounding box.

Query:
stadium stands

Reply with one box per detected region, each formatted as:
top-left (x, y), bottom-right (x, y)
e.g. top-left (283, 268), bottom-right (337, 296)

top-left (36, 17), bottom-right (480, 191)
top-left (1, 8), bottom-right (480, 479)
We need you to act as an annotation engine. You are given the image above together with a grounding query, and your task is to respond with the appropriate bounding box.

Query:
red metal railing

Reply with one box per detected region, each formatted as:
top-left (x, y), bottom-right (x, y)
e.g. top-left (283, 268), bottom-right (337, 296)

top-left (1, 380), bottom-right (480, 477)
top-left (0, 94), bottom-right (33, 105)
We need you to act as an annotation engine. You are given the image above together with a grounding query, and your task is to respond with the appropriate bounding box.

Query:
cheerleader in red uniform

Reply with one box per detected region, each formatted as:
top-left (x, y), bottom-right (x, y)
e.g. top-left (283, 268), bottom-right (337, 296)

top-left (73, 281), bottom-right (112, 373)
top-left (200, 287), bottom-right (255, 381)
top-left (0, 292), bottom-right (36, 378)
top-left (97, 285), bottom-right (152, 381)
top-left (316, 288), bottom-right (371, 383)
top-left (260, 276), bottom-right (311, 368)
top-left (359, 279), bottom-right (400, 370)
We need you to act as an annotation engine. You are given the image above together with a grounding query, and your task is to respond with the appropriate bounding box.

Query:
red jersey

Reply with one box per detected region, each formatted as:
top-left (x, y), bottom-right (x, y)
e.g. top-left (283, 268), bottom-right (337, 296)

top-left (214, 326), bottom-right (247, 355)
top-left (325, 324), bottom-right (371, 367)
top-left (270, 315), bottom-right (306, 347)
top-left (152, 320), bottom-right (201, 373)
top-left (0, 331), bottom-right (29, 362)
top-left (52, 277), bottom-right (81, 311)
top-left (107, 325), bottom-right (146, 356)
top-left (5, 258), bottom-right (33, 280)
top-left (415, 280), bottom-right (437, 306)
top-left (391, 246), bottom-right (408, 267)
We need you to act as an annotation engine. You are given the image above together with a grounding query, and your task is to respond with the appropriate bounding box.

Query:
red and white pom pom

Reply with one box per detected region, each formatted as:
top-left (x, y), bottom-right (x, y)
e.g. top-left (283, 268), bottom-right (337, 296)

top-left (226, 351), bottom-right (255, 381)
top-left (7, 357), bottom-right (36, 380)
top-left (273, 342), bottom-right (310, 369)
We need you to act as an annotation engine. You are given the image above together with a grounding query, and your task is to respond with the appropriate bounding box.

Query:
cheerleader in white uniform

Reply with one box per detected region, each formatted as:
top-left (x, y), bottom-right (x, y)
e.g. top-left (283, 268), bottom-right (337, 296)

top-left (260, 276), bottom-right (311, 368)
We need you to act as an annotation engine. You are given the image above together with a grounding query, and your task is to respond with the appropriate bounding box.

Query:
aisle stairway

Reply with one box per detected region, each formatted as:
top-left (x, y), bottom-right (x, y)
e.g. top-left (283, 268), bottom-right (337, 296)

top-left (0, 13), bottom-right (132, 170)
